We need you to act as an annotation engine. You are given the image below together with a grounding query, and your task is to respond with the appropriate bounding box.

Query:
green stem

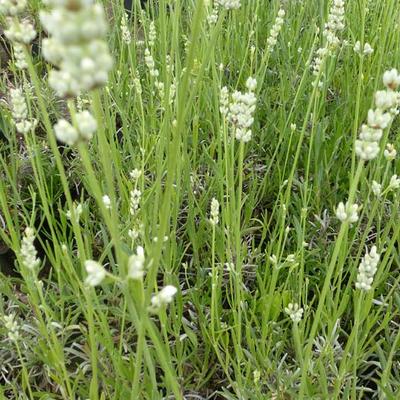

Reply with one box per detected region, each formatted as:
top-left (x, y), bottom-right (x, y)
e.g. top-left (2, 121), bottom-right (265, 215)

top-left (299, 161), bottom-right (364, 398)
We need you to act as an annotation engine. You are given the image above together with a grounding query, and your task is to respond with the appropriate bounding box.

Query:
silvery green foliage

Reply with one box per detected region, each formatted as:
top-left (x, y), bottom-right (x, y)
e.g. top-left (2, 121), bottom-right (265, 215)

top-left (40, 1), bottom-right (112, 97)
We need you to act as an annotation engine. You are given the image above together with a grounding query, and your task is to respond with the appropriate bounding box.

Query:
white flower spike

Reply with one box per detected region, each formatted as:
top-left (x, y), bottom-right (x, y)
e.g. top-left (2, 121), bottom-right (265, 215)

top-left (356, 69), bottom-right (400, 161)
top-left (20, 227), bottom-right (40, 270)
top-left (335, 202), bottom-right (359, 223)
top-left (209, 198), bottom-right (220, 226)
top-left (40, 1), bottom-right (112, 97)
top-left (128, 246), bottom-right (145, 280)
top-left (355, 246), bottom-right (380, 291)
top-left (216, 0), bottom-right (241, 10)
top-left (84, 260), bottom-right (106, 287)
top-left (150, 285), bottom-right (178, 310)
top-left (284, 303), bottom-right (303, 323)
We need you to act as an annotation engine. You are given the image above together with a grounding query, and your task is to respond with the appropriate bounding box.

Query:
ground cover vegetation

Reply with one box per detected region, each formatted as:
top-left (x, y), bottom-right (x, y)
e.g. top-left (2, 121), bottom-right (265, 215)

top-left (0, 0), bottom-right (400, 398)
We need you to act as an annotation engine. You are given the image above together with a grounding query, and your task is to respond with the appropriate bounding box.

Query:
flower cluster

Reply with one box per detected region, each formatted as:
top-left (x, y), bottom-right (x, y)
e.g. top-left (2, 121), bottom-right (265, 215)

top-left (311, 48), bottom-right (328, 83)
top-left (207, 6), bottom-right (219, 24)
top-left (354, 41), bottom-right (374, 56)
top-left (9, 88), bottom-right (37, 134)
top-left (388, 174), bottom-right (400, 190)
top-left (0, 3), bottom-right (30, 70)
top-left (355, 246), bottom-right (380, 291)
top-left (148, 21), bottom-right (156, 47)
top-left (13, 43), bottom-right (27, 69)
top-left (216, 0), bottom-right (241, 10)
top-left (1, 0), bottom-right (36, 45)
top-left (54, 111), bottom-right (97, 145)
top-left (144, 48), bottom-right (159, 78)
top-left (266, 9), bottom-right (285, 52)
top-left (102, 195), bottom-right (111, 209)
top-left (131, 72), bottom-right (142, 95)
top-left (335, 201), bottom-right (359, 223)
top-left (3, 313), bottom-right (19, 342)
top-left (40, 0), bottom-right (112, 97)
top-left (120, 12), bottom-right (132, 45)
top-left (384, 143), bottom-right (397, 161)
top-left (219, 86), bottom-right (229, 116)
top-left (311, 0), bottom-right (345, 86)
top-left (10, 88), bottom-right (27, 120)
top-left (130, 169), bottom-right (142, 180)
top-left (129, 189), bottom-right (142, 216)
top-left (0, 0), bottom-right (26, 16)
top-left (371, 180), bottom-right (382, 197)
top-left (20, 227), bottom-right (40, 270)
top-left (209, 198), bottom-right (220, 226)
top-left (128, 172), bottom-right (144, 243)
top-left (144, 47), bottom-right (176, 104)
top-left (284, 303), bottom-right (303, 323)
top-left (355, 69), bottom-right (400, 160)
top-left (4, 18), bottom-right (36, 44)
top-left (66, 202), bottom-right (83, 223)
top-left (150, 285), bottom-right (178, 312)
top-left (84, 257), bottom-right (177, 312)
top-left (84, 260), bottom-right (106, 287)
top-left (128, 246), bottom-right (145, 280)
top-left (222, 77), bottom-right (257, 143)
top-left (323, 0), bottom-right (345, 48)
top-left (370, 176), bottom-right (399, 197)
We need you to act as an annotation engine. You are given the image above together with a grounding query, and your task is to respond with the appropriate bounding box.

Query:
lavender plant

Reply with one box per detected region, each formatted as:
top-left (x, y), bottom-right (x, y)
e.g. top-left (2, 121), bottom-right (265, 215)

top-left (0, 0), bottom-right (399, 399)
